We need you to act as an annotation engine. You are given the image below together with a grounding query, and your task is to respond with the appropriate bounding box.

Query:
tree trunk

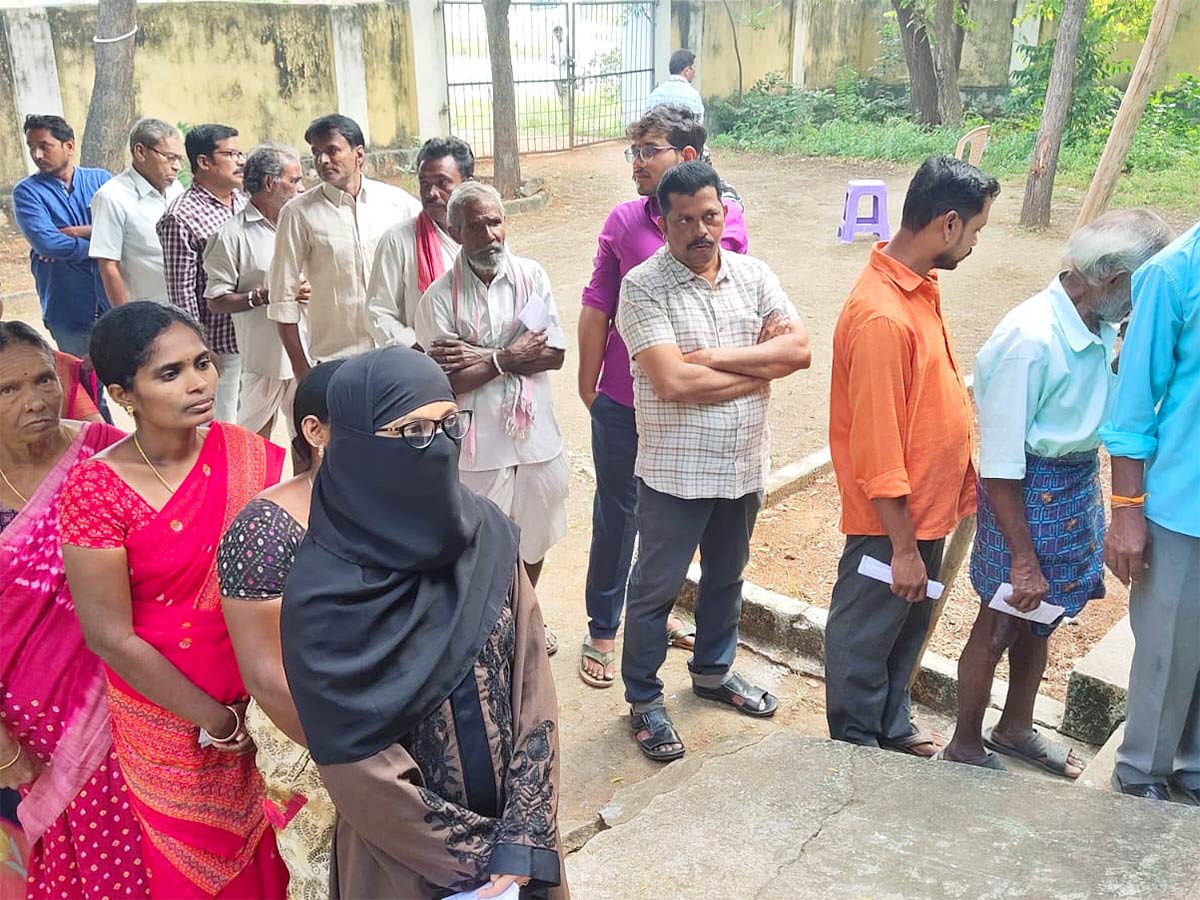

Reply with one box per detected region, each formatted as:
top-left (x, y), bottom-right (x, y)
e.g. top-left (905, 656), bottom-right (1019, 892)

top-left (1019, 0), bottom-right (1088, 227)
top-left (1075, 0), bottom-right (1184, 228)
top-left (722, 0), bottom-right (745, 100)
top-left (893, 0), bottom-right (940, 126)
top-left (80, 0), bottom-right (137, 172)
top-left (932, 0), bottom-right (964, 129)
top-left (952, 0), bottom-right (969, 72)
top-left (482, 0), bottom-right (521, 199)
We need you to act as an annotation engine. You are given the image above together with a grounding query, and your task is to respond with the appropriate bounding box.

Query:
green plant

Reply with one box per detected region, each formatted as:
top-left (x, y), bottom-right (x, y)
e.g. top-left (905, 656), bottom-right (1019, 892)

top-left (1143, 72), bottom-right (1200, 140)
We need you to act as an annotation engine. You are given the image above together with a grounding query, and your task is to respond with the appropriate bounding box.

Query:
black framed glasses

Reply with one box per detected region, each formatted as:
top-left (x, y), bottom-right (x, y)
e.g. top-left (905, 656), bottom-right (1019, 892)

top-left (211, 149), bottom-right (246, 161)
top-left (624, 145), bottom-right (680, 163)
top-left (376, 409), bottom-right (472, 449)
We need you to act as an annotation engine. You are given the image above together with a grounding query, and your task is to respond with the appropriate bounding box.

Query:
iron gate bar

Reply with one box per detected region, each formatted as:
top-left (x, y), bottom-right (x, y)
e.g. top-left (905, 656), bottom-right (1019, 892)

top-left (443, 0), bottom-right (657, 158)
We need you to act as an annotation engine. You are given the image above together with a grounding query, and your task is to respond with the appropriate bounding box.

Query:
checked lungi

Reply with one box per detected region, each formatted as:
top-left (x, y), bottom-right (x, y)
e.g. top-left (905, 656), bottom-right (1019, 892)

top-left (970, 450), bottom-right (1107, 636)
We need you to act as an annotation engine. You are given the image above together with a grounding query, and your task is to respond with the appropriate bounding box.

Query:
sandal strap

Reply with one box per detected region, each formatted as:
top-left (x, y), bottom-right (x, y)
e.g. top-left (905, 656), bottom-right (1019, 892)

top-left (630, 708), bottom-right (680, 750)
top-left (723, 673), bottom-right (768, 709)
top-left (581, 642), bottom-right (617, 665)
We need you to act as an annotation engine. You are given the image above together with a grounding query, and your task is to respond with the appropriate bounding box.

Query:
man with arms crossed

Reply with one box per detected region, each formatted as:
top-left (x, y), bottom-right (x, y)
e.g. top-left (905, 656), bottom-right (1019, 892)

top-left (617, 162), bottom-right (810, 761)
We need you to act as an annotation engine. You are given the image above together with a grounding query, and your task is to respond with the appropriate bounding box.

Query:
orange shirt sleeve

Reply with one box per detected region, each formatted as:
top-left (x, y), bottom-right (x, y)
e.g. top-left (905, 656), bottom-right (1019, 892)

top-left (845, 315), bottom-right (913, 501)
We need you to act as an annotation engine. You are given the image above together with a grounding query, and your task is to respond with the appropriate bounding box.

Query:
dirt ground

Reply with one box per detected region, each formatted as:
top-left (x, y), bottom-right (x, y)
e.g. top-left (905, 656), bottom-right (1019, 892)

top-left (0, 144), bottom-right (1167, 823)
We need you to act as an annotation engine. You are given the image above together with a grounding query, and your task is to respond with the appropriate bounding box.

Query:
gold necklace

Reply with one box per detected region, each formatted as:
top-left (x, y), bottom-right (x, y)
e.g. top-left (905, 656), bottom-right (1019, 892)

top-left (0, 465), bottom-right (28, 505)
top-left (133, 433), bottom-right (179, 494)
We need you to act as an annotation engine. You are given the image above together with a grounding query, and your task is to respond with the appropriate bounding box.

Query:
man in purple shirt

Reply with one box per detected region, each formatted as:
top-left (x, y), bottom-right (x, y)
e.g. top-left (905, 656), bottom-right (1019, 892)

top-left (577, 105), bottom-right (748, 686)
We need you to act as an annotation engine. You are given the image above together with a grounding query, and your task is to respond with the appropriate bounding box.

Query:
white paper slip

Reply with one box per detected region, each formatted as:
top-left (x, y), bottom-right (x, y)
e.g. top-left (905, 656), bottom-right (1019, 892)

top-left (519, 294), bottom-right (550, 332)
top-left (857, 555), bottom-right (945, 601)
top-left (445, 883), bottom-right (520, 900)
top-left (987, 584), bottom-right (1066, 625)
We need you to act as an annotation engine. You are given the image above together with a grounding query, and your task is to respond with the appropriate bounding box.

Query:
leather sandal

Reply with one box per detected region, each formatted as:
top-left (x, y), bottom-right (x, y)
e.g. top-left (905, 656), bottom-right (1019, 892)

top-left (692, 672), bottom-right (778, 718)
top-left (630, 707), bottom-right (685, 762)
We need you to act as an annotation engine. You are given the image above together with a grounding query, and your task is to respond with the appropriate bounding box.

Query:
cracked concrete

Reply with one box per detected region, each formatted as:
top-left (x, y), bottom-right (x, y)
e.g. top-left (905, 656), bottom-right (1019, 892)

top-left (566, 733), bottom-right (1200, 899)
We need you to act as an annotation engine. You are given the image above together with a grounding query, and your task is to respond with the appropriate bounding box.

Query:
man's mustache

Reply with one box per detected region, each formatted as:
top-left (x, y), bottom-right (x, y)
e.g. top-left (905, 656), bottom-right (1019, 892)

top-left (688, 238), bottom-right (714, 250)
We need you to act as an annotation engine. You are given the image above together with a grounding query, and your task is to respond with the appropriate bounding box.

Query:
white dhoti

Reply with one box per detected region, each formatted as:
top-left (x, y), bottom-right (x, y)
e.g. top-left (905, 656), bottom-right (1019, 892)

top-left (460, 452), bottom-right (570, 564)
top-left (237, 372), bottom-right (296, 436)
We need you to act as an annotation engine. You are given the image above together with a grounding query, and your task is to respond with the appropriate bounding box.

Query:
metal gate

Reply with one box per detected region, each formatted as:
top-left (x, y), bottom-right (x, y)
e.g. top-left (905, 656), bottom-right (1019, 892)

top-left (443, 0), bottom-right (658, 157)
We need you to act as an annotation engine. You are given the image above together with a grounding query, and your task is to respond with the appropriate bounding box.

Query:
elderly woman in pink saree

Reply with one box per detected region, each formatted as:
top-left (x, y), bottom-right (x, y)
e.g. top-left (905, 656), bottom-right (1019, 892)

top-left (0, 320), bottom-right (149, 899)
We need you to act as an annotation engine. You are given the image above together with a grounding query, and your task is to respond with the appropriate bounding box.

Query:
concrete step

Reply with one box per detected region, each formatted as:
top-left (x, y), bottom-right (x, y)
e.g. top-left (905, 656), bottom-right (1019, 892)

top-left (566, 732), bottom-right (1200, 899)
top-left (1062, 615), bottom-right (1133, 745)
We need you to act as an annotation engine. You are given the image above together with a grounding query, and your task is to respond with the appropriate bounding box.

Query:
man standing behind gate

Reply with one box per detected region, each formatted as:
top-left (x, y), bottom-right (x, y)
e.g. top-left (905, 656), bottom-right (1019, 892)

top-left (577, 105), bottom-right (747, 689)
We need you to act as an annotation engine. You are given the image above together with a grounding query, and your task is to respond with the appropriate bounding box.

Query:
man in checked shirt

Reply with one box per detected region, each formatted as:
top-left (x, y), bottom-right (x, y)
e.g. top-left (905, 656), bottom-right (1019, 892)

top-left (616, 161), bottom-right (811, 762)
top-left (157, 123), bottom-right (246, 422)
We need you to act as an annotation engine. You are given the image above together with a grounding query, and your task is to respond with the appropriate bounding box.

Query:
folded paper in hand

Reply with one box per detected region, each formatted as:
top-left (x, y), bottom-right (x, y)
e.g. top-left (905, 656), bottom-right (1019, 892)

top-left (519, 295), bottom-right (550, 332)
top-left (857, 555), bottom-right (945, 601)
top-left (445, 883), bottom-right (520, 900)
top-left (987, 584), bottom-right (1066, 625)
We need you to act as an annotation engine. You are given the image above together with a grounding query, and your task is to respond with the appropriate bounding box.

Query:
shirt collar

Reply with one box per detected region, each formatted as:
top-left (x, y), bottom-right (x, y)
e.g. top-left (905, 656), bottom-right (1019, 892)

top-left (126, 166), bottom-right (164, 198)
top-left (243, 201), bottom-right (275, 228)
top-left (663, 245), bottom-right (727, 285)
top-left (1047, 273), bottom-right (1115, 353)
top-left (868, 242), bottom-right (936, 296)
top-left (667, 75), bottom-right (690, 84)
top-left (320, 175), bottom-right (375, 207)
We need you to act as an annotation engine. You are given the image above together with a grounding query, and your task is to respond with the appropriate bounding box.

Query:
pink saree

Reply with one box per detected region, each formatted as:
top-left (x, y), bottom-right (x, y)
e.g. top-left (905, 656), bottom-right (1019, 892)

top-left (0, 421), bottom-right (150, 899)
top-left (60, 423), bottom-right (287, 898)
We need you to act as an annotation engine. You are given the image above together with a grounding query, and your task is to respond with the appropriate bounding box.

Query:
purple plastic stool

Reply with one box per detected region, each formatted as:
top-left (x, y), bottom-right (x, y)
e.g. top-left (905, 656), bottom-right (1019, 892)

top-left (837, 179), bottom-right (891, 243)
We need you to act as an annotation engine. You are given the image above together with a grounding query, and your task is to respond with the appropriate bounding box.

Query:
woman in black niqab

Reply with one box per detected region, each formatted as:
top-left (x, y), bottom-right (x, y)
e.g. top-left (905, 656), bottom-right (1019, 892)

top-left (281, 347), bottom-right (567, 900)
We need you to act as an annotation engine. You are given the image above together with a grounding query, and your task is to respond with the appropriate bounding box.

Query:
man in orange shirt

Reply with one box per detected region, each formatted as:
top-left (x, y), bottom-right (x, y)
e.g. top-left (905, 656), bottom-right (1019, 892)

top-left (826, 156), bottom-right (999, 755)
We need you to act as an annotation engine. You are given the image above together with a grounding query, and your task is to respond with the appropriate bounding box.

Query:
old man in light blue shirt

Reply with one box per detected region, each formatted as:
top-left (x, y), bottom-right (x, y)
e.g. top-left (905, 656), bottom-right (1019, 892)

top-left (1102, 217), bottom-right (1200, 804)
top-left (940, 209), bottom-right (1173, 779)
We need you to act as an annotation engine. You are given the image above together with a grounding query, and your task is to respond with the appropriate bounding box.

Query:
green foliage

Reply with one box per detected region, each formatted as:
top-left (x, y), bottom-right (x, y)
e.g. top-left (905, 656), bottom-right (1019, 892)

top-left (1004, 6), bottom-right (1125, 142)
top-left (1143, 72), bottom-right (1200, 140)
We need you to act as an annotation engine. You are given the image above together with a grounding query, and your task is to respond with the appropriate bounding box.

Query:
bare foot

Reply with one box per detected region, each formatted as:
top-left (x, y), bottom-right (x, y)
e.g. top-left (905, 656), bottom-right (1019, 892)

top-left (582, 636), bottom-right (616, 682)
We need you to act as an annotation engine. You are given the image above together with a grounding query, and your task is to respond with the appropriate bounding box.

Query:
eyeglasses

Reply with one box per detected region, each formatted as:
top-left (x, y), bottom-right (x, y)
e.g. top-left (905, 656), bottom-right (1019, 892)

top-left (145, 145), bottom-right (185, 165)
top-left (211, 149), bottom-right (246, 161)
top-left (624, 145), bottom-right (680, 163)
top-left (375, 409), bottom-right (472, 449)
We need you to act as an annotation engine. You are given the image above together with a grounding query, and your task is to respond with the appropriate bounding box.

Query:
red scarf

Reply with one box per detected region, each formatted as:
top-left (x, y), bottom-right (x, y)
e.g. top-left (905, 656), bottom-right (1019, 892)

top-left (416, 210), bottom-right (448, 293)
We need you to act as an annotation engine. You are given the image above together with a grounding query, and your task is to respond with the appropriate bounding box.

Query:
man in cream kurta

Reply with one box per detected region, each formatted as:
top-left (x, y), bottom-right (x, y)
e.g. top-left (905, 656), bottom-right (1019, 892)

top-left (414, 183), bottom-right (569, 580)
top-left (268, 114), bottom-right (420, 374)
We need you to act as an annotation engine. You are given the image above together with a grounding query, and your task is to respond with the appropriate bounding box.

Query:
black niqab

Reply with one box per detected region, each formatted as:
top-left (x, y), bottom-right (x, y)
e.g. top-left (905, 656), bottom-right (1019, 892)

top-left (281, 347), bottom-right (519, 765)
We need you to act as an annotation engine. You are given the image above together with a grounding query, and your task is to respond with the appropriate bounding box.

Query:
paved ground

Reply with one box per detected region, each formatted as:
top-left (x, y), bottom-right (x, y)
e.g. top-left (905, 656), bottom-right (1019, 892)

top-left (567, 733), bottom-right (1200, 899)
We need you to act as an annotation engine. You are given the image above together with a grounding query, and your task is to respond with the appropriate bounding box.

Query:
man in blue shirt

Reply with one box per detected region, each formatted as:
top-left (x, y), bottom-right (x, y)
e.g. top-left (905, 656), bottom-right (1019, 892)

top-left (1101, 219), bottom-right (1200, 805)
top-left (11, 115), bottom-right (111, 358)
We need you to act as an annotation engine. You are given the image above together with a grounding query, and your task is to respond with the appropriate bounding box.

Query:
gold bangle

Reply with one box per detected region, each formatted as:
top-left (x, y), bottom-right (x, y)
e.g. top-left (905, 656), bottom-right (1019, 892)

top-left (0, 744), bottom-right (22, 772)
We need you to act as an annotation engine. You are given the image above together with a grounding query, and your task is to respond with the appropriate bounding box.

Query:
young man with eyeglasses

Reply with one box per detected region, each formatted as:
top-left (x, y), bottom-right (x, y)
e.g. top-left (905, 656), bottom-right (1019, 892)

top-left (415, 181), bottom-right (569, 655)
top-left (90, 118), bottom-right (186, 307)
top-left (157, 123), bottom-right (247, 422)
top-left (575, 105), bottom-right (748, 688)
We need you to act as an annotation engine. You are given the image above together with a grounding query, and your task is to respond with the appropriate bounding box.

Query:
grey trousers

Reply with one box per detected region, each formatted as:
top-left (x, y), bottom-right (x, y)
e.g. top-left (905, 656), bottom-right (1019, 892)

top-left (1115, 520), bottom-right (1200, 788)
top-left (825, 534), bottom-right (945, 746)
top-left (621, 481), bottom-right (763, 708)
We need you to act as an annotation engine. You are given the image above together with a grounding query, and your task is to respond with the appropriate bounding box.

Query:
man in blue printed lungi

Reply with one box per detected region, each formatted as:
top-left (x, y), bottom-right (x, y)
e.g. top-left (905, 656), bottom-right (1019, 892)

top-left (940, 209), bottom-right (1173, 778)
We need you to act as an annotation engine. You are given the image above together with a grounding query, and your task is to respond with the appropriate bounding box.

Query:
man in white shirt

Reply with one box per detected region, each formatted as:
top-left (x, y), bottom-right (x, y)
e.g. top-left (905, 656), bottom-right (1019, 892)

top-left (415, 182), bottom-right (568, 653)
top-left (269, 114), bottom-right (421, 377)
top-left (367, 136), bottom-right (474, 348)
top-left (645, 49), bottom-right (705, 118)
top-left (89, 118), bottom-right (185, 305)
top-left (203, 143), bottom-right (308, 437)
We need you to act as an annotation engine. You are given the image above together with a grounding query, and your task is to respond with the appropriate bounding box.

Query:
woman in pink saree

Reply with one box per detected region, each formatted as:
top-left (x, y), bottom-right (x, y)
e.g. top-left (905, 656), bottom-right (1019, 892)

top-left (60, 304), bottom-right (287, 899)
top-left (0, 320), bottom-right (147, 898)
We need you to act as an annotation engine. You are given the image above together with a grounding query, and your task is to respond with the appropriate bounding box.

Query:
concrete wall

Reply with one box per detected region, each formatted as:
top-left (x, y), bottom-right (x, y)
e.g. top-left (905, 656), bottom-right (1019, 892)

top-left (0, 1), bottom-right (420, 190)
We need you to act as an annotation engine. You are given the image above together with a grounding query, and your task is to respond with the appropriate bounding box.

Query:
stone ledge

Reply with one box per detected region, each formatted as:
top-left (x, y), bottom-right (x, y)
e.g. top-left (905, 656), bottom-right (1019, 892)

top-left (676, 563), bottom-right (1065, 729)
top-left (1062, 615), bottom-right (1133, 744)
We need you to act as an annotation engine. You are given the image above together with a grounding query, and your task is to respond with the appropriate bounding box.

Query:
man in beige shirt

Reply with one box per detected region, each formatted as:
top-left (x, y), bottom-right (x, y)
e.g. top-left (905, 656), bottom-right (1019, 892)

top-left (268, 115), bottom-right (420, 376)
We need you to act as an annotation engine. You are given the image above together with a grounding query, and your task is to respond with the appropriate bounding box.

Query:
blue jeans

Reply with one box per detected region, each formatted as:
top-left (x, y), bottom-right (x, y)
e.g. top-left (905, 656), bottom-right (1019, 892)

top-left (584, 393), bottom-right (640, 640)
top-left (621, 481), bottom-right (762, 707)
top-left (47, 318), bottom-right (111, 423)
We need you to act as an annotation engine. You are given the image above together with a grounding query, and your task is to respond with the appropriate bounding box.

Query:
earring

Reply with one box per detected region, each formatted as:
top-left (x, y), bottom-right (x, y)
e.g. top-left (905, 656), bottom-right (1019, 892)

top-left (317, 446), bottom-right (326, 459)
top-left (123, 405), bottom-right (134, 416)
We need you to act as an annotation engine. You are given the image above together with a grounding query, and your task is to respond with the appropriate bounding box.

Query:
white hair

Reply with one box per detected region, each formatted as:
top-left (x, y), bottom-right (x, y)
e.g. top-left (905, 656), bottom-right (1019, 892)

top-left (1064, 209), bottom-right (1174, 286)
top-left (129, 117), bottom-right (181, 153)
top-left (446, 181), bottom-right (504, 231)
top-left (243, 142), bottom-right (300, 194)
